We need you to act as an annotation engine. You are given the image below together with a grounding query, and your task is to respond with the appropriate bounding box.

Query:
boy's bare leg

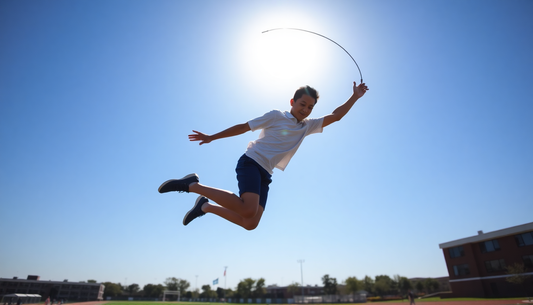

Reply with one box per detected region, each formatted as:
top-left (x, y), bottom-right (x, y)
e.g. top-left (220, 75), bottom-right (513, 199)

top-left (189, 183), bottom-right (259, 218)
top-left (202, 203), bottom-right (264, 231)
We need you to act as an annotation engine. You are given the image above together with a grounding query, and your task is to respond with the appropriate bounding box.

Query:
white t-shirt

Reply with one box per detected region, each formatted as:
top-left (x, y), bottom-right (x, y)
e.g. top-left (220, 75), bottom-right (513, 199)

top-left (245, 110), bottom-right (324, 174)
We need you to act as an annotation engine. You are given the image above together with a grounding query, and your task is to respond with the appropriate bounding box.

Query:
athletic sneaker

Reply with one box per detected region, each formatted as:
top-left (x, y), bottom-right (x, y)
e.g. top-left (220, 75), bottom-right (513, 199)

top-left (183, 196), bottom-right (207, 225)
top-left (158, 173), bottom-right (199, 193)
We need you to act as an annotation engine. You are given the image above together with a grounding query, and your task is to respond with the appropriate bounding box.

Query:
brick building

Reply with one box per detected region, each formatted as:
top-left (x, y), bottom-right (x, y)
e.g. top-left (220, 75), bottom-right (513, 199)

top-left (439, 222), bottom-right (533, 297)
top-left (0, 276), bottom-right (104, 301)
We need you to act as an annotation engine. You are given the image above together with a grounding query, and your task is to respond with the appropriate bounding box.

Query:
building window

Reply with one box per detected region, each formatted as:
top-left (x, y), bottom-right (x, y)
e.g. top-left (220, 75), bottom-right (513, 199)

top-left (449, 246), bottom-right (465, 258)
top-left (523, 255), bottom-right (533, 268)
top-left (515, 231), bottom-right (533, 247)
top-left (485, 259), bottom-right (506, 273)
top-left (479, 240), bottom-right (500, 253)
top-left (453, 264), bottom-right (470, 276)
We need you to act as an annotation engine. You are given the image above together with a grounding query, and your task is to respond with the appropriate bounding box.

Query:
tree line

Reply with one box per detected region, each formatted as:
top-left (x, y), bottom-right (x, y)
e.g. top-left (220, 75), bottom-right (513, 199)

top-left (343, 275), bottom-right (440, 297)
top-left (99, 274), bottom-right (441, 299)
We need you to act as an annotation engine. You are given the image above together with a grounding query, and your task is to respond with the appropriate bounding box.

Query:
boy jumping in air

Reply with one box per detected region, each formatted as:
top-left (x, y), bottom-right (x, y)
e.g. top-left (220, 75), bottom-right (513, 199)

top-left (158, 81), bottom-right (368, 230)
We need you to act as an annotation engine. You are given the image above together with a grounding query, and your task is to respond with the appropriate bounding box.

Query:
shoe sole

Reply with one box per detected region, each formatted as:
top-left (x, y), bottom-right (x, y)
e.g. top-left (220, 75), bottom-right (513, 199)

top-left (183, 196), bottom-right (207, 226)
top-left (158, 173), bottom-right (198, 193)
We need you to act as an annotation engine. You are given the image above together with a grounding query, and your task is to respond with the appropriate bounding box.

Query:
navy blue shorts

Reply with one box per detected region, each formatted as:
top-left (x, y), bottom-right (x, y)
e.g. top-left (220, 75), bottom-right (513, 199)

top-left (236, 154), bottom-right (272, 209)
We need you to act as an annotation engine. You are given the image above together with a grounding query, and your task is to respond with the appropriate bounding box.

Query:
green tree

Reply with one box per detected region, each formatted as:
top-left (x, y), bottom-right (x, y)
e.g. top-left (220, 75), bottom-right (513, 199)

top-left (322, 274), bottom-right (338, 295)
top-left (164, 277), bottom-right (179, 291)
top-left (374, 275), bottom-right (394, 296)
top-left (392, 275), bottom-right (402, 293)
top-left (374, 278), bottom-right (390, 297)
top-left (255, 278), bottom-right (266, 298)
top-left (156, 284), bottom-right (165, 297)
top-left (177, 279), bottom-right (190, 297)
top-left (103, 282), bottom-right (122, 298)
top-left (225, 288), bottom-right (234, 298)
top-left (163, 277), bottom-right (189, 296)
top-left (237, 278), bottom-right (256, 299)
top-left (345, 277), bottom-right (361, 295)
top-left (87, 280), bottom-right (97, 283)
top-left (423, 278), bottom-right (439, 294)
top-left (200, 284), bottom-right (217, 299)
top-left (287, 282), bottom-right (300, 296)
top-left (127, 284), bottom-right (140, 296)
top-left (144, 284), bottom-right (165, 298)
top-left (216, 287), bottom-right (225, 299)
top-left (362, 276), bottom-right (374, 295)
top-left (376, 275), bottom-right (394, 293)
top-left (506, 262), bottom-right (531, 297)
top-left (415, 281), bottom-right (424, 293)
top-left (397, 277), bottom-right (412, 295)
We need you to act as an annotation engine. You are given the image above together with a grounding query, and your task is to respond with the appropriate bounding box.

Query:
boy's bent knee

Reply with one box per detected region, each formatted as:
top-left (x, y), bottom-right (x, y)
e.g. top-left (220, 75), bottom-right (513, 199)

top-left (242, 219), bottom-right (260, 231)
top-left (241, 205), bottom-right (263, 231)
top-left (241, 204), bottom-right (258, 219)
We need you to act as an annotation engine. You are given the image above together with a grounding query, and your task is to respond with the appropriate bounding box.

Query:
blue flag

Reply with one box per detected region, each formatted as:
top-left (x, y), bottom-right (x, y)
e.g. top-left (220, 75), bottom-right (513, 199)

top-left (213, 278), bottom-right (219, 285)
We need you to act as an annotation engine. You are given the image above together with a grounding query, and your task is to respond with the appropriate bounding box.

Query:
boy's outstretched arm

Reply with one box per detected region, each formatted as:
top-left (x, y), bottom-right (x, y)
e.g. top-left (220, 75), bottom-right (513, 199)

top-left (322, 82), bottom-right (369, 128)
top-left (189, 123), bottom-right (251, 145)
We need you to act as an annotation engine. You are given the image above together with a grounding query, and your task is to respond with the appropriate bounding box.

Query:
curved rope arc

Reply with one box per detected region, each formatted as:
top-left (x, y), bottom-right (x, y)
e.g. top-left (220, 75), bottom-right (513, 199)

top-left (262, 27), bottom-right (363, 83)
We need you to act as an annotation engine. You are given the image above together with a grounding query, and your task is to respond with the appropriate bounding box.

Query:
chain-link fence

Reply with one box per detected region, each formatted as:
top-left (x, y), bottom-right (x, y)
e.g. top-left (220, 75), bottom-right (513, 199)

top-left (293, 294), bottom-right (366, 303)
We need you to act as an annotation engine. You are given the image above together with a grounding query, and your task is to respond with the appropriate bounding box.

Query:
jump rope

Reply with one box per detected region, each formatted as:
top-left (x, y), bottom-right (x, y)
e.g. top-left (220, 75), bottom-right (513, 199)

top-left (262, 28), bottom-right (364, 84)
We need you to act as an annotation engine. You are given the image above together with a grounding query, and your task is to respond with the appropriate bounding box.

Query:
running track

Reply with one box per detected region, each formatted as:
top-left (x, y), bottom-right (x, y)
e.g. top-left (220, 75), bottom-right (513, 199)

top-left (64, 300), bottom-right (531, 305)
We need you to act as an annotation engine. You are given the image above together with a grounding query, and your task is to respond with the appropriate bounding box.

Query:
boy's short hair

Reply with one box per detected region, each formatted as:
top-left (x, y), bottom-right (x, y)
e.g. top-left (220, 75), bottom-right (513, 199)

top-left (293, 85), bottom-right (319, 104)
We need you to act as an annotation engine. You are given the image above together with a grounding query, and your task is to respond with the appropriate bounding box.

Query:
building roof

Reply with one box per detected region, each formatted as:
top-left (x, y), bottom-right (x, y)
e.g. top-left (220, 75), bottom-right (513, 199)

top-left (438, 222), bottom-right (533, 249)
top-left (0, 278), bottom-right (103, 286)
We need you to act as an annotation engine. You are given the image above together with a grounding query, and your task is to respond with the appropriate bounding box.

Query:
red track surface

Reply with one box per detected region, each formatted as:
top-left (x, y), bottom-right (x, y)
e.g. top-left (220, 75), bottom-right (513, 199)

top-left (373, 300), bottom-right (528, 305)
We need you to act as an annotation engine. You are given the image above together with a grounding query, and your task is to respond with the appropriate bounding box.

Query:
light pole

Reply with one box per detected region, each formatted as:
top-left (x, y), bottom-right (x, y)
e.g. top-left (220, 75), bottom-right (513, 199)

top-left (297, 259), bottom-right (305, 300)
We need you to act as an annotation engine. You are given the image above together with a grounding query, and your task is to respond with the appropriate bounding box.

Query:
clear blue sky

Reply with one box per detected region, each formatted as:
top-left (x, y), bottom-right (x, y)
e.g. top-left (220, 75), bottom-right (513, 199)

top-left (1, 0), bottom-right (532, 292)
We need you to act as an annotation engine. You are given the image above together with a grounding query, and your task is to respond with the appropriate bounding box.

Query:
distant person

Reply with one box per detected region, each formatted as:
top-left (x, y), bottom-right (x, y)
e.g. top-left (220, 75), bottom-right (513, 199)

top-left (16, 299), bottom-right (21, 305)
top-left (45, 297), bottom-right (50, 305)
top-left (159, 81), bottom-right (369, 230)
top-left (408, 290), bottom-right (415, 305)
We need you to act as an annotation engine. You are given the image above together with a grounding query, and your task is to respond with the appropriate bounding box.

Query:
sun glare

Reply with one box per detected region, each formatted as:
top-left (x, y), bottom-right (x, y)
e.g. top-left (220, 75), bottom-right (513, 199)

top-left (235, 10), bottom-right (345, 107)
top-left (241, 27), bottom-right (329, 87)
top-left (263, 31), bottom-right (323, 78)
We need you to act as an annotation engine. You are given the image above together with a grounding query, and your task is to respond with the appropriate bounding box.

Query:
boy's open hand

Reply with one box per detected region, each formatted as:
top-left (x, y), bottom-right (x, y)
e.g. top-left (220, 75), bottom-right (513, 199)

top-left (189, 130), bottom-right (212, 145)
top-left (353, 81), bottom-right (369, 98)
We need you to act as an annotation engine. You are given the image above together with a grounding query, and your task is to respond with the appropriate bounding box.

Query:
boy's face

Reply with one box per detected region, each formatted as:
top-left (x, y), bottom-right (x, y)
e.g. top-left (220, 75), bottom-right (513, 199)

top-left (290, 94), bottom-right (315, 122)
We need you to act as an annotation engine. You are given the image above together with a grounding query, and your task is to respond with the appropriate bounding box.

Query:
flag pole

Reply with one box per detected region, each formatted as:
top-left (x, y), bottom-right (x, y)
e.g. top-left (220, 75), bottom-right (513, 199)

top-left (224, 266), bottom-right (228, 302)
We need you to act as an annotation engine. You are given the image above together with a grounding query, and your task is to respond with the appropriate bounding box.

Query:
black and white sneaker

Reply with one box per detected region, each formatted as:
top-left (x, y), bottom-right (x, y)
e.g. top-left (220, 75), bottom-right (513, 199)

top-left (183, 196), bottom-right (208, 226)
top-left (158, 174), bottom-right (199, 193)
